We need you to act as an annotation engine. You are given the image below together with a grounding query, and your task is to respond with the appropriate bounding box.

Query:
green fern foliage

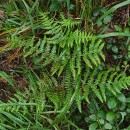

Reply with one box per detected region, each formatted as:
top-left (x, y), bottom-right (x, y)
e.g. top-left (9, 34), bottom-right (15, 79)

top-left (3, 13), bottom-right (130, 105)
top-left (4, 13), bottom-right (130, 105)
top-left (83, 68), bottom-right (130, 103)
top-left (1, 12), bottom-right (130, 129)
top-left (6, 14), bottom-right (105, 78)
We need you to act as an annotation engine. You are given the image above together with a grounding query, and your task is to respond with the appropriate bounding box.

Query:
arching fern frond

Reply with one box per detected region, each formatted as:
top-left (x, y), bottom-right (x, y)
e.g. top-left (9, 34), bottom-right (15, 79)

top-left (83, 68), bottom-right (130, 103)
top-left (4, 13), bottom-right (105, 79)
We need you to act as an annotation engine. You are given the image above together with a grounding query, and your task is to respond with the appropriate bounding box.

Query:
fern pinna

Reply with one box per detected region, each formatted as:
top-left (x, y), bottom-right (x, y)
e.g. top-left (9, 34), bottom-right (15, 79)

top-left (1, 12), bottom-right (130, 128)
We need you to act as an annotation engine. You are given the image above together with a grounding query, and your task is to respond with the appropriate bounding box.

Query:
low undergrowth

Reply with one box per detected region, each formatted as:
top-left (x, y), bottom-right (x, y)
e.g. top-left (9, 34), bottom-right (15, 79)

top-left (0, 0), bottom-right (130, 130)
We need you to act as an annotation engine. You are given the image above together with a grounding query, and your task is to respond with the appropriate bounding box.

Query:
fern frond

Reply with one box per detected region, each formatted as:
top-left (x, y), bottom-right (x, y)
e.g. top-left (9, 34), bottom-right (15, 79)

top-left (83, 68), bottom-right (130, 102)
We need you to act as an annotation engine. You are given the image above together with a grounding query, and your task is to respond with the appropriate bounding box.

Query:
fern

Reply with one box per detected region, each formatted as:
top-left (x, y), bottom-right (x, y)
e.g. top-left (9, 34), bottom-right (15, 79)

top-left (6, 32), bottom-right (105, 78)
top-left (83, 68), bottom-right (130, 103)
top-left (4, 13), bottom-right (130, 105)
top-left (1, 12), bottom-right (130, 128)
top-left (0, 71), bottom-right (60, 129)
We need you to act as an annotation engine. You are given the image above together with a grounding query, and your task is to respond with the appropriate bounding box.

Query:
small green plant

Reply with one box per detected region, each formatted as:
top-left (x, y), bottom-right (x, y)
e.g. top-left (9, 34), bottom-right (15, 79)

top-left (84, 91), bottom-right (130, 130)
